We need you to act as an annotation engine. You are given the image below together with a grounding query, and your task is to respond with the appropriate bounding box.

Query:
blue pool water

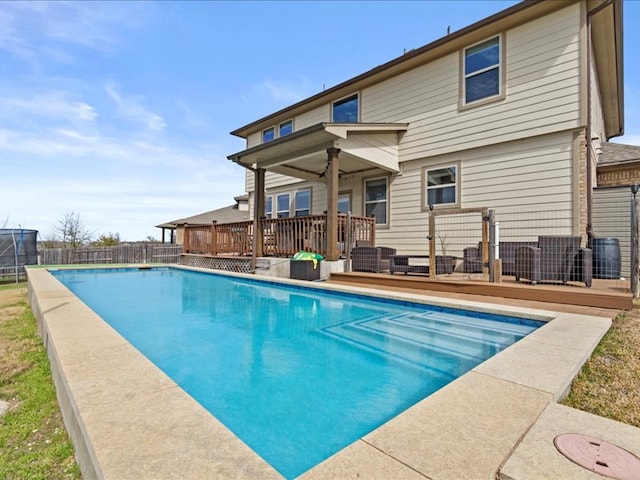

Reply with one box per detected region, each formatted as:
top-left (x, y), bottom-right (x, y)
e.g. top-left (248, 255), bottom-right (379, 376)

top-left (52, 267), bottom-right (542, 479)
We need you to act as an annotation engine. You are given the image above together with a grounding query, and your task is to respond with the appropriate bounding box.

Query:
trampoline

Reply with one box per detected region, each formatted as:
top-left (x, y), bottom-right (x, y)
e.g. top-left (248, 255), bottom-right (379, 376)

top-left (0, 229), bottom-right (39, 282)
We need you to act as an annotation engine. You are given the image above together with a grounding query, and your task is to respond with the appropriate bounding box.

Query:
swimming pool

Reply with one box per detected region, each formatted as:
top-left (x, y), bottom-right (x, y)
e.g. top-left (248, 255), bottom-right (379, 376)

top-left (51, 267), bottom-right (543, 479)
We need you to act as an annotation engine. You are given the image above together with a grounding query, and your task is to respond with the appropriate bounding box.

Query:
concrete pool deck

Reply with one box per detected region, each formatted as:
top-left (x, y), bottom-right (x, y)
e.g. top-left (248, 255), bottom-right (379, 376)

top-left (27, 266), bottom-right (640, 479)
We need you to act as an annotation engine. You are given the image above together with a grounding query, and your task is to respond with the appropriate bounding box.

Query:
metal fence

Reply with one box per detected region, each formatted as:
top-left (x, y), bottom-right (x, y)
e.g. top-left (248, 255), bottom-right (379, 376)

top-left (39, 244), bottom-right (182, 265)
top-left (376, 203), bottom-right (631, 292)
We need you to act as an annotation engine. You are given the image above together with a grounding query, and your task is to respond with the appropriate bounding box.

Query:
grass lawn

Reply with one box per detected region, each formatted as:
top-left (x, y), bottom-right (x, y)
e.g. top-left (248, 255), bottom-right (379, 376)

top-left (0, 284), bottom-right (80, 479)
top-left (562, 306), bottom-right (640, 428)
top-left (0, 281), bottom-right (638, 478)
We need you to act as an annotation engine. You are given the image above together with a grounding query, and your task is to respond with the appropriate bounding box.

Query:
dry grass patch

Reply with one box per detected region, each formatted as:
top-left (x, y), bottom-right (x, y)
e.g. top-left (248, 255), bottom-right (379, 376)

top-left (563, 307), bottom-right (640, 428)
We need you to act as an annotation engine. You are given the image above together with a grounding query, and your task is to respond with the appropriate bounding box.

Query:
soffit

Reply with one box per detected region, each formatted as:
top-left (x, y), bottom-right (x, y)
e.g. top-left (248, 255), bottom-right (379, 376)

top-left (228, 122), bottom-right (408, 181)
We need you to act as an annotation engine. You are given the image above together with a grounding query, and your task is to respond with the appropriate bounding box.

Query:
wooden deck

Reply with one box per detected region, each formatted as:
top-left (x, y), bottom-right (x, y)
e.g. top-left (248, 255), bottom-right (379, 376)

top-left (329, 272), bottom-right (633, 311)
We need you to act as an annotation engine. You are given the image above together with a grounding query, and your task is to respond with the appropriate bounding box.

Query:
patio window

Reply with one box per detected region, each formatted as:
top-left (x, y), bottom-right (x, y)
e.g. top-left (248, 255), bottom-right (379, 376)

top-left (294, 189), bottom-right (311, 216)
top-left (279, 120), bottom-right (293, 137)
top-left (276, 193), bottom-right (290, 218)
top-left (425, 164), bottom-right (458, 207)
top-left (364, 177), bottom-right (388, 225)
top-left (464, 36), bottom-right (501, 104)
top-left (338, 192), bottom-right (351, 214)
top-left (262, 127), bottom-right (275, 143)
top-left (265, 196), bottom-right (272, 219)
top-left (332, 94), bottom-right (359, 123)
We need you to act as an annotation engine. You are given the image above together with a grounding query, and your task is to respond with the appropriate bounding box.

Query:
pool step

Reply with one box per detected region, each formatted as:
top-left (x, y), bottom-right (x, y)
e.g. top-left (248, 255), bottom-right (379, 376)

top-left (320, 312), bottom-right (537, 378)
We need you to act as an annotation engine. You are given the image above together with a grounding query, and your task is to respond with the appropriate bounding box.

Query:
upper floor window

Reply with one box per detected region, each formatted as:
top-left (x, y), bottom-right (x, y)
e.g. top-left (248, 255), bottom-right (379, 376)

top-left (265, 195), bottom-right (272, 218)
top-left (276, 193), bottom-right (290, 218)
top-left (425, 164), bottom-right (458, 208)
top-left (279, 120), bottom-right (293, 137)
top-left (294, 189), bottom-right (311, 216)
top-left (364, 177), bottom-right (388, 225)
top-left (332, 94), bottom-right (359, 123)
top-left (464, 36), bottom-right (501, 104)
top-left (262, 127), bottom-right (275, 143)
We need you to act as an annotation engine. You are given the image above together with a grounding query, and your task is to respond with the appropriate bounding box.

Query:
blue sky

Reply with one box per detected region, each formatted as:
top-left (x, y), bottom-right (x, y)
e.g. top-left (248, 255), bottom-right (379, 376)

top-left (1, 1), bottom-right (638, 241)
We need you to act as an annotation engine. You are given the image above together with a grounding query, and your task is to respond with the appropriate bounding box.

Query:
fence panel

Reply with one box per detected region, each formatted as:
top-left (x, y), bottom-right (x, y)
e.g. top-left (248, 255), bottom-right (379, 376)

top-left (39, 244), bottom-right (182, 265)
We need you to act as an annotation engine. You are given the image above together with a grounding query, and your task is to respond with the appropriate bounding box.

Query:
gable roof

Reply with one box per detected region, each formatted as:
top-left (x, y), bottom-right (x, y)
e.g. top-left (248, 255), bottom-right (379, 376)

top-left (230, 0), bottom-right (623, 140)
top-left (155, 203), bottom-right (249, 229)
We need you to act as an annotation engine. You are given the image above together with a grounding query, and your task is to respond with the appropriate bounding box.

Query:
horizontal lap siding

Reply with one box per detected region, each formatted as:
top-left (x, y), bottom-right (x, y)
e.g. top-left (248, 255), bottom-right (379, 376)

top-left (593, 187), bottom-right (631, 277)
top-left (295, 105), bottom-right (329, 130)
top-left (362, 4), bottom-right (581, 161)
top-left (375, 132), bottom-right (575, 256)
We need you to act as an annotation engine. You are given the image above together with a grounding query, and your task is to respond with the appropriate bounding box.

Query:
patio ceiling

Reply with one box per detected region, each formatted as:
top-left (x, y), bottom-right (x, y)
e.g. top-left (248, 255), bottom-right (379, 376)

top-left (228, 122), bottom-right (409, 182)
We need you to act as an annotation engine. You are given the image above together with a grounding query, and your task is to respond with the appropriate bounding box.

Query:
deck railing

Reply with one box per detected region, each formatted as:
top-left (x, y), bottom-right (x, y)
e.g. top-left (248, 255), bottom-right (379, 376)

top-left (183, 214), bottom-right (375, 257)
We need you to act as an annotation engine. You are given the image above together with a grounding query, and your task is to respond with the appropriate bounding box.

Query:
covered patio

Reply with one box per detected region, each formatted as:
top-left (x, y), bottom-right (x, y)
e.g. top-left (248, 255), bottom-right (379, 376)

top-left (227, 122), bottom-right (408, 261)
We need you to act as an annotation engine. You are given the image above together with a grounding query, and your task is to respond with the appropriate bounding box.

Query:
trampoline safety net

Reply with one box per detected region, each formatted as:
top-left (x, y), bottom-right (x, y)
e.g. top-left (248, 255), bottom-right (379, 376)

top-left (0, 229), bottom-right (39, 276)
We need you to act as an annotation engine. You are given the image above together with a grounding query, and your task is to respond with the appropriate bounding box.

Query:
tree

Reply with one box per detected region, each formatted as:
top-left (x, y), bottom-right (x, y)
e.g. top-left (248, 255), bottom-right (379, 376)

top-left (52, 211), bottom-right (92, 248)
top-left (93, 232), bottom-right (120, 246)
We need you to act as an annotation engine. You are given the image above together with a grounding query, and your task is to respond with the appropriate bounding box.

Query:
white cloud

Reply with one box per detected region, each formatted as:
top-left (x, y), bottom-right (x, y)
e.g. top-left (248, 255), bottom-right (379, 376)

top-left (0, 2), bottom-right (150, 65)
top-left (105, 83), bottom-right (167, 131)
top-left (261, 77), bottom-right (315, 104)
top-left (0, 91), bottom-right (97, 122)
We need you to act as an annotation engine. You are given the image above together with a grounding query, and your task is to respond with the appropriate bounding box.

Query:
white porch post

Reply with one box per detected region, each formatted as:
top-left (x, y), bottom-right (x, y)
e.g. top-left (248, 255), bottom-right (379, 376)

top-left (326, 148), bottom-right (340, 261)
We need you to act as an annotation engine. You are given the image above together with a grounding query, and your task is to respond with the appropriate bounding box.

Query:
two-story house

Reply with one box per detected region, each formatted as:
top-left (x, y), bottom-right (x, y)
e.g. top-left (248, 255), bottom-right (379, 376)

top-left (227, 0), bottom-right (623, 265)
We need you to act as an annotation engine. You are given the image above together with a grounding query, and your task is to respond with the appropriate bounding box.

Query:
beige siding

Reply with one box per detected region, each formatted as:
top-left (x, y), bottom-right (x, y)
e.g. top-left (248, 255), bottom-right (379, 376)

top-left (593, 187), bottom-right (631, 277)
top-left (245, 170), bottom-right (304, 193)
top-left (362, 3), bottom-right (582, 161)
top-left (375, 131), bottom-right (577, 257)
top-left (295, 105), bottom-right (330, 130)
top-left (247, 131), bottom-right (261, 149)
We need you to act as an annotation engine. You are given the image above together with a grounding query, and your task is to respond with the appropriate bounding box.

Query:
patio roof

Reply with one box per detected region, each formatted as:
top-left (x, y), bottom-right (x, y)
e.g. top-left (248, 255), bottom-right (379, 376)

top-left (227, 122), bottom-right (409, 182)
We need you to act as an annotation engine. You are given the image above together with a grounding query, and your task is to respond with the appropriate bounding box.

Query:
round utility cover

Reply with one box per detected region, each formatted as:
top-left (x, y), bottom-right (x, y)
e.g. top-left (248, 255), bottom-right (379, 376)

top-left (554, 433), bottom-right (640, 480)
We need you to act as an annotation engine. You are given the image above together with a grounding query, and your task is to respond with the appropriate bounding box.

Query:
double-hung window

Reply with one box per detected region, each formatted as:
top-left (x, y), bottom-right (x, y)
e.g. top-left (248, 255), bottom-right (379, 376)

top-left (332, 94), bottom-right (359, 123)
top-left (279, 120), bottom-right (293, 137)
top-left (264, 196), bottom-right (273, 219)
top-left (276, 193), bottom-right (290, 218)
top-left (425, 165), bottom-right (458, 208)
top-left (364, 177), bottom-right (388, 225)
top-left (338, 192), bottom-right (351, 214)
top-left (463, 36), bottom-right (501, 104)
top-left (294, 189), bottom-right (310, 216)
top-left (262, 127), bottom-right (275, 143)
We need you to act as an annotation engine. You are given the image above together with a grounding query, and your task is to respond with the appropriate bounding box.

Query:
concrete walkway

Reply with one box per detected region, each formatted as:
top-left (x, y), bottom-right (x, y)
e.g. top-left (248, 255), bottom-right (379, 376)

top-left (27, 266), bottom-right (640, 479)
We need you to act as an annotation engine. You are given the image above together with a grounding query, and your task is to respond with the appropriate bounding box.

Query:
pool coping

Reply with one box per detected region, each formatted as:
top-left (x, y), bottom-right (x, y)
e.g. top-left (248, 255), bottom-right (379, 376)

top-left (27, 265), bottom-right (619, 479)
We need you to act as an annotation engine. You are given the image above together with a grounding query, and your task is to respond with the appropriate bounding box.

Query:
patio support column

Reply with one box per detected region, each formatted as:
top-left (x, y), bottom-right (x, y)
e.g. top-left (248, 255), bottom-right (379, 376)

top-left (254, 168), bottom-right (266, 258)
top-left (326, 148), bottom-right (341, 261)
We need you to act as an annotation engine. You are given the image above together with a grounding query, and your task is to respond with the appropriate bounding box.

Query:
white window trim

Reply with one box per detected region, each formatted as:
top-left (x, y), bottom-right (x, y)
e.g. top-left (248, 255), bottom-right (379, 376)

top-left (422, 162), bottom-right (460, 210)
top-left (363, 176), bottom-right (389, 227)
top-left (331, 93), bottom-right (360, 123)
top-left (276, 193), bottom-right (291, 218)
top-left (460, 34), bottom-right (505, 109)
top-left (262, 126), bottom-right (275, 143)
top-left (279, 119), bottom-right (294, 137)
top-left (261, 120), bottom-right (295, 144)
top-left (294, 188), bottom-right (312, 216)
top-left (264, 195), bottom-right (273, 219)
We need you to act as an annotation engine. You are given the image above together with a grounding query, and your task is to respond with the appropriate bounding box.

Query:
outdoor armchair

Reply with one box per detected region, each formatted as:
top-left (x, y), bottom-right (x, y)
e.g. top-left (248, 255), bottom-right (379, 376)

top-left (351, 246), bottom-right (397, 273)
top-left (514, 235), bottom-right (592, 287)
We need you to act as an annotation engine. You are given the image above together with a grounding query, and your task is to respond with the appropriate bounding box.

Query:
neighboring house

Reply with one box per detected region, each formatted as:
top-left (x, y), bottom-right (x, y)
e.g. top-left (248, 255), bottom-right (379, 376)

top-left (227, 0), bottom-right (623, 262)
top-left (156, 195), bottom-right (249, 244)
top-left (592, 142), bottom-right (640, 277)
